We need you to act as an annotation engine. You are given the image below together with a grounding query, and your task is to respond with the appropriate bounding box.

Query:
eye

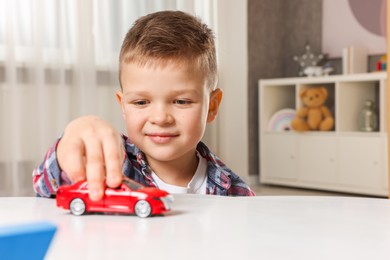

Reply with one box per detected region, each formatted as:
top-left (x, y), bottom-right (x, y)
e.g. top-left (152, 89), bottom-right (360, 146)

top-left (132, 100), bottom-right (149, 106)
top-left (174, 99), bottom-right (192, 105)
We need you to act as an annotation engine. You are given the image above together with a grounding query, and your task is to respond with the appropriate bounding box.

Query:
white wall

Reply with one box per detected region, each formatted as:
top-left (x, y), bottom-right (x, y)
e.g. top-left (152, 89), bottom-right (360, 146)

top-left (212, 0), bottom-right (255, 185)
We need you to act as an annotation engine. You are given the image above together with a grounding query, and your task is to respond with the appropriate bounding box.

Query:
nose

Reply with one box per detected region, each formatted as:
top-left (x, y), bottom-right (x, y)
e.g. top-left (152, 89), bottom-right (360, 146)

top-left (149, 104), bottom-right (174, 125)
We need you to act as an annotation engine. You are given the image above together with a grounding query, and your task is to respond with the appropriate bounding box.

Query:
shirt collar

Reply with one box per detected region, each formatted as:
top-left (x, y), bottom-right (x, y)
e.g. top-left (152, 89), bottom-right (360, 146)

top-left (123, 135), bottom-right (232, 190)
top-left (196, 142), bottom-right (232, 190)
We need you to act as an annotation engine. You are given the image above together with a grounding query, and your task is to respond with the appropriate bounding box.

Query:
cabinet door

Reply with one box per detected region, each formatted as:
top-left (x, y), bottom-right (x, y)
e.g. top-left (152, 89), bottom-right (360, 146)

top-left (339, 136), bottom-right (385, 190)
top-left (299, 136), bottom-right (337, 183)
top-left (262, 134), bottom-right (297, 181)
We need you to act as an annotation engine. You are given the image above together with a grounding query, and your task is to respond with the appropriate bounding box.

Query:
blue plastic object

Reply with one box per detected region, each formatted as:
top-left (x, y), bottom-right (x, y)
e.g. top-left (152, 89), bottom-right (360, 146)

top-left (0, 221), bottom-right (57, 260)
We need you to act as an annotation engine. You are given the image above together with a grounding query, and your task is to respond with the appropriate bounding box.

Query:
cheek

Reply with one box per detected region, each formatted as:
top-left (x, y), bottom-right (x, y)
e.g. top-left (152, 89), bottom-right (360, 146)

top-left (123, 108), bottom-right (144, 131)
top-left (179, 109), bottom-right (207, 134)
top-left (121, 107), bottom-right (126, 120)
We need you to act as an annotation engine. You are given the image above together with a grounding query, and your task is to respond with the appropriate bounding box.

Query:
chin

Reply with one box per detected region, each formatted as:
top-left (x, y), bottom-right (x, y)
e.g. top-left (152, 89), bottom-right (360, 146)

top-left (146, 154), bottom-right (180, 162)
top-left (144, 148), bottom-right (192, 162)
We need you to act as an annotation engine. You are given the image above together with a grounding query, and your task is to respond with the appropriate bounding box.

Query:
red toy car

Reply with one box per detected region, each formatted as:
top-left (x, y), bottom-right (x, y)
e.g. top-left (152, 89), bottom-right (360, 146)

top-left (56, 178), bottom-right (173, 218)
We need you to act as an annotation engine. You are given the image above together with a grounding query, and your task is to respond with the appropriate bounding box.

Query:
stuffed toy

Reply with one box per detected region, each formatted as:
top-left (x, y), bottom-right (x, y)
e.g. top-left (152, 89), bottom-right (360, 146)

top-left (291, 86), bottom-right (334, 131)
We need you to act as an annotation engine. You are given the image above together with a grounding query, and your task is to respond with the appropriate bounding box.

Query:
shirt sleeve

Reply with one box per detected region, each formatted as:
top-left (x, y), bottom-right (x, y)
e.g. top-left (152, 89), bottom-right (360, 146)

top-left (32, 138), bottom-right (71, 197)
top-left (228, 175), bottom-right (256, 196)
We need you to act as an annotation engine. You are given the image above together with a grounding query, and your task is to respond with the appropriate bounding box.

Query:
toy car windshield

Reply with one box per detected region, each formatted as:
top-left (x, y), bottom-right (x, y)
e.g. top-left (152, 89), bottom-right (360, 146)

top-left (122, 178), bottom-right (144, 191)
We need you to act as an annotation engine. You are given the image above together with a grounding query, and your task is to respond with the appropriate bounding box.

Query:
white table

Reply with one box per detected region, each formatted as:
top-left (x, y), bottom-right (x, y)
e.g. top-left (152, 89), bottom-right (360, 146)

top-left (1, 195), bottom-right (390, 260)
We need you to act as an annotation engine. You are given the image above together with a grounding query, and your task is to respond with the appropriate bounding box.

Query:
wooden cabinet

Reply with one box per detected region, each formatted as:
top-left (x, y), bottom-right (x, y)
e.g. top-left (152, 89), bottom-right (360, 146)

top-left (338, 136), bottom-right (386, 191)
top-left (259, 72), bottom-right (388, 196)
top-left (299, 135), bottom-right (337, 184)
top-left (262, 133), bottom-right (298, 180)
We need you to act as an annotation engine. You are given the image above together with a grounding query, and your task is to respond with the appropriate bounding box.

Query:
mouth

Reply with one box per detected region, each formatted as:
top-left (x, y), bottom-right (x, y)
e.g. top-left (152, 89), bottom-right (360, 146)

top-left (146, 133), bottom-right (179, 144)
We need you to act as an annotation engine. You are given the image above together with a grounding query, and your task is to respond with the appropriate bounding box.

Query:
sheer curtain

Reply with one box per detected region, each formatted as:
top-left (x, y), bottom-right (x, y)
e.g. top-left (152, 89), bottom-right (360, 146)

top-left (0, 0), bottom-right (216, 196)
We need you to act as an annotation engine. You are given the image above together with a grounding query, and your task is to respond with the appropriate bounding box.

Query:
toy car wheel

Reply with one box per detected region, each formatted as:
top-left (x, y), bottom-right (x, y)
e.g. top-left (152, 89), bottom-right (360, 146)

top-left (70, 198), bottom-right (86, 216)
top-left (134, 200), bottom-right (152, 218)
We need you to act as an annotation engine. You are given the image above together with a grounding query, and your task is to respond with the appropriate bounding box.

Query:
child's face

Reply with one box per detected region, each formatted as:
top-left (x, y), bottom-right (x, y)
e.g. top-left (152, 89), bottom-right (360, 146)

top-left (117, 61), bottom-right (221, 165)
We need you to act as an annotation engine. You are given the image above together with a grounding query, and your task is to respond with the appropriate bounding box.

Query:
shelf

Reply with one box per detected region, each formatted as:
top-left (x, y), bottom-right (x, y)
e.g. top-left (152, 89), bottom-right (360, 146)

top-left (337, 80), bottom-right (381, 132)
top-left (259, 72), bottom-right (388, 196)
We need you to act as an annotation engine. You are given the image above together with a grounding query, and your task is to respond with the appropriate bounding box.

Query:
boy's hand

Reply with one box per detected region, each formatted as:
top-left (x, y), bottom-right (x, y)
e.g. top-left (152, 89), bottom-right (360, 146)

top-left (57, 115), bottom-right (124, 201)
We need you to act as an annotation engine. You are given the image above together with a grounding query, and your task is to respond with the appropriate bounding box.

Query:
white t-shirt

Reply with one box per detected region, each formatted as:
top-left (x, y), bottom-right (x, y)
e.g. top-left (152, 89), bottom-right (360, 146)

top-left (151, 152), bottom-right (208, 194)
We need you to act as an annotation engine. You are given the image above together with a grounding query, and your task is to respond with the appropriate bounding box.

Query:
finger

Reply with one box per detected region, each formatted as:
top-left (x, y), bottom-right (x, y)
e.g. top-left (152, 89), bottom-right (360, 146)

top-left (102, 133), bottom-right (124, 188)
top-left (85, 138), bottom-right (105, 201)
top-left (57, 137), bottom-right (86, 183)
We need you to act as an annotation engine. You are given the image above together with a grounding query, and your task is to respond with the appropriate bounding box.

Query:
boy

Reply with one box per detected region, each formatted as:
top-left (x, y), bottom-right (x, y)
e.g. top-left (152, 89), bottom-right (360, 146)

top-left (33, 10), bottom-right (255, 200)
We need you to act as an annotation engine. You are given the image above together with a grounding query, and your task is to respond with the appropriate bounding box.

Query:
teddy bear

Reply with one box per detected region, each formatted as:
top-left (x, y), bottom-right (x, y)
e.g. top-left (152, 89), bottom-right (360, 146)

top-left (291, 86), bottom-right (334, 131)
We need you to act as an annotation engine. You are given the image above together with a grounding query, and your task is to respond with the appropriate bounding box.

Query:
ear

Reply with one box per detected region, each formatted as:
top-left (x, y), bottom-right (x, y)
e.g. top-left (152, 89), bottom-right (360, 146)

top-left (207, 88), bottom-right (223, 123)
top-left (300, 88), bottom-right (307, 98)
top-left (115, 90), bottom-right (126, 119)
top-left (320, 87), bottom-right (328, 99)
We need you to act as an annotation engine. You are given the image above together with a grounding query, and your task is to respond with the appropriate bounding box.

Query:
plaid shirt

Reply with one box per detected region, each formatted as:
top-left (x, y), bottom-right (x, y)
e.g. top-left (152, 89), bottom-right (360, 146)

top-left (33, 135), bottom-right (255, 197)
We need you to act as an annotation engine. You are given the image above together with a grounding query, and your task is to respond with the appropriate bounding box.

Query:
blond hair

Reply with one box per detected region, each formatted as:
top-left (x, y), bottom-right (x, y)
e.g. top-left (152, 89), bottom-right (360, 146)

top-left (119, 10), bottom-right (217, 90)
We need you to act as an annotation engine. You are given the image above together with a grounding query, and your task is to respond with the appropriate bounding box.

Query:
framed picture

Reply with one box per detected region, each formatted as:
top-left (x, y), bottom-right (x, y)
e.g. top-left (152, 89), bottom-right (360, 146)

top-left (322, 0), bottom-right (387, 58)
